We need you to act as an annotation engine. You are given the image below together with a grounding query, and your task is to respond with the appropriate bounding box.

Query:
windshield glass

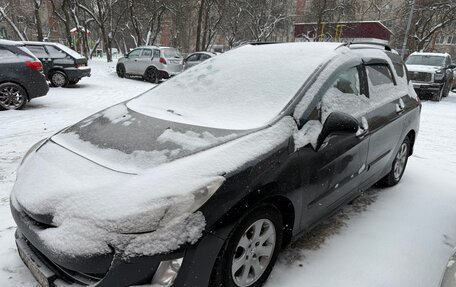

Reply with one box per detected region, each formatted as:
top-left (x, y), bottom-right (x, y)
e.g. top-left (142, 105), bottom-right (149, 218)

top-left (406, 55), bottom-right (445, 67)
top-left (54, 43), bottom-right (84, 59)
top-left (162, 48), bottom-right (182, 58)
top-left (127, 43), bottom-right (339, 130)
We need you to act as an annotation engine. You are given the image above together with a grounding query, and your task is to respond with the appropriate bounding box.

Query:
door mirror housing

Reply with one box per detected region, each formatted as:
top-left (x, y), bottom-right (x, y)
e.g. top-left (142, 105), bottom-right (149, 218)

top-left (316, 112), bottom-right (359, 150)
top-left (448, 63), bottom-right (456, 70)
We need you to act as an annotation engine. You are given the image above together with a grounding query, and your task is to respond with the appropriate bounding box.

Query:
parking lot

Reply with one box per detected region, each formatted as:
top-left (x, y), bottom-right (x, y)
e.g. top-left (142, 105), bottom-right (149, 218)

top-left (1, 60), bottom-right (456, 287)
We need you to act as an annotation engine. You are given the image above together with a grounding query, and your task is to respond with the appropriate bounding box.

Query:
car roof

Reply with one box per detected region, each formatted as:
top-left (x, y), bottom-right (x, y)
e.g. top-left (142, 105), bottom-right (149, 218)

top-left (137, 45), bottom-right (159, 49)
top-left (189, 51), bottom-right (217, 56)
top-left (0, 39), bottom-right (23, 46)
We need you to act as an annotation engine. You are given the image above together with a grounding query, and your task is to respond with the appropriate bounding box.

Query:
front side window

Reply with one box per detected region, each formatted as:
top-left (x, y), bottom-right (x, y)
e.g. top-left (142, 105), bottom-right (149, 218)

top-left (128, 49), bottom-right (142, 58)
top-left (321, 67), bottom-right (369, 121)
top-left (186, 54), bottom-right (199, 62)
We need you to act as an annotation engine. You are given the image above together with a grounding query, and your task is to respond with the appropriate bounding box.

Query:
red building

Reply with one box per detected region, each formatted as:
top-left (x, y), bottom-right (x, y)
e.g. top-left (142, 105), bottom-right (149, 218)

top-left (294, 21), bottom-right (392, 44)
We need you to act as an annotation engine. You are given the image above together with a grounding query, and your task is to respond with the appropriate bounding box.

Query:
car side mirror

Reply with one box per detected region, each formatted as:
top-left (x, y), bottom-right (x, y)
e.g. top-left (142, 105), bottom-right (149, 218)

top-left (125, 54), bottom-right (129, 59)
top-left (316, 112), bottom-right (359, 150)
top-left (448, 64), bottom-right (456, 69)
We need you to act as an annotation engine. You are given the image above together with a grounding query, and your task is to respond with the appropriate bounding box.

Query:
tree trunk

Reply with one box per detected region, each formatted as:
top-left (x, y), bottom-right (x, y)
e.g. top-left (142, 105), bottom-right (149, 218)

top-left (195, 0), bottom-right (207, 51)
top-left (33, 0), bottom-right (44, 41)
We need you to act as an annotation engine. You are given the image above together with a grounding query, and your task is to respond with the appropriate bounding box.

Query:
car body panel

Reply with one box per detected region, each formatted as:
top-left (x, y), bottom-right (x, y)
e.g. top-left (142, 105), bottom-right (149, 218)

top-left (11, 43), bottom-right (421, 287)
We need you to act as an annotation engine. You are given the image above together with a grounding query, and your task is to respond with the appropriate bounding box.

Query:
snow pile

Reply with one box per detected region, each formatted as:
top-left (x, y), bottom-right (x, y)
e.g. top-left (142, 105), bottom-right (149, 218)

top-left (294, 120), bottom-right (322, 150)
top-left (157, 129), bottom-right (238, 151)
top-left (128, 43), bottom-right (340, 130)
top-left (12, 117), bottom-right (297, 257)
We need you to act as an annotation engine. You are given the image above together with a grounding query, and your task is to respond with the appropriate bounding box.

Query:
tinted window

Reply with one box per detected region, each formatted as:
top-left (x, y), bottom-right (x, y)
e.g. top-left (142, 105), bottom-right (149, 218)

top-left (0, 47), bottom-right (16, 58)
top-left (187, 54), bottom-right (199, 62)
top-left (128, 49), bottom-right (141, 58)
top-left (142, 49), bottom-right (152, 57)
top-left (26, 45), bottom-right (48, 58)
top-left (393, 63), bottom-right (405, 78)
top-left (45, 45), bottom-right (67, 58)
top-left (366, 65), bottom-right (395, 86)
top-left (200, 54), bottom-right (211, 60)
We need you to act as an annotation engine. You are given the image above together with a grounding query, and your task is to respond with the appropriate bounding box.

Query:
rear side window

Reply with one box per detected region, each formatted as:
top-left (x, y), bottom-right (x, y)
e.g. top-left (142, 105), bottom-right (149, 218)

top-left (0, 47), bottom-right (16, 58)
top-left (153, 49), bottom-right (160, 58)
top-left (366, 65), bottom-right (396, 86)
top-left (141, 49), bottom-right (152, 57)
top-left (26, 45), bottom-right (48, 58)
top-left (45, 45), bottom-right (67, 58)
top-left (200, 54), bottom-right (211, 60)
top-left (393, 63), bottom-right (405, 78)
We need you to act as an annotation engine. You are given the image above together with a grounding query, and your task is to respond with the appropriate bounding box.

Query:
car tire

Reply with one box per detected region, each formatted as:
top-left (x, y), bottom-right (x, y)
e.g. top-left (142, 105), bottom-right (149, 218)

top-left (116, 64), bottom-right (126, 78)
top-left (378, 137), bottom-right (410, 187)
top-left (144, 67), bottom-right (160, 84)
top-left (442, 81), bottom-right (451, 97)
top-left (210, 205), bottom-right (283, 287)
top-left (49, 71), bottom-right (68, 87)
top-left (68, 79), bottom-right (80, 85)
top-left (0, 82), bottom-right (27, 110)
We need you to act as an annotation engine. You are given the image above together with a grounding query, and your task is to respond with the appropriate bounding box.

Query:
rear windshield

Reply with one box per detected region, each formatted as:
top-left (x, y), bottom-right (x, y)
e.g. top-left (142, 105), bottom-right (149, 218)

top-left (127, 43), bottom-right (339, 130)
top-left (54, 43), bottom-right (84, 59)
top-left (406, 55), bottom-right (445, 67)
top-left (162, 48), bottom-right (182, 58)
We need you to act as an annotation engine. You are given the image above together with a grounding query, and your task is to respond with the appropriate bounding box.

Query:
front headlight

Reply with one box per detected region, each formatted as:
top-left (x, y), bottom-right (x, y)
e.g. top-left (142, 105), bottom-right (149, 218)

top-left (435, 70), bottom-right (444, 81)
top-left (188, 177), bottom-right (225, 212)
top-left (19, 138), bottom-right (47, 168)
top-left (151, 258), bottom-right (183, 286)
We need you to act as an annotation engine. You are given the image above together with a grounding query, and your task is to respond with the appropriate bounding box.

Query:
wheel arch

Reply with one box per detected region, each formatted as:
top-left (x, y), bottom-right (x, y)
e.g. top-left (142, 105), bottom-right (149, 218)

top-left (0, 81), bottom-right (30, 101)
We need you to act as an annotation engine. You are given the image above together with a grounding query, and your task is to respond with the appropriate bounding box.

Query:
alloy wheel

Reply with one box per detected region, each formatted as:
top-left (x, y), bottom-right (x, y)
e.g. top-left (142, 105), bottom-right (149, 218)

top-left (52, 72), bottom-right (67, 87)
top-left (0, 85), bottom-right (25, 110)
top-left (231, 219), bottom-right (276, 287)
top-left (393, 142), bottom-right (408, 181)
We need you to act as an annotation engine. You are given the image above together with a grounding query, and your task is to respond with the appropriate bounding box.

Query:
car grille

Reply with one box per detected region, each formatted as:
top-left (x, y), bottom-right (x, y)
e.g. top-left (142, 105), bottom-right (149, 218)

top-left (409, 71), bottom-right (432, 82)
top-left (25, 238), bottom-right (105, 286)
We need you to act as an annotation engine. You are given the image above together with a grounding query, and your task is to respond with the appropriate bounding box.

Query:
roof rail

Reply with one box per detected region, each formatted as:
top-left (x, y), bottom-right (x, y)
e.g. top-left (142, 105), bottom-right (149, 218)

top-left (249, 42), bottom-right (282, 46)
top-left (344, 41), bottom-right (392, 51)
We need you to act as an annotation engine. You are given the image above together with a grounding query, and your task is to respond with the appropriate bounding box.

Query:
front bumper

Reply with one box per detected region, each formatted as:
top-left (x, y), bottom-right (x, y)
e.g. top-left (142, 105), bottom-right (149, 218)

top-left (12, 202), bottom-right (225, 287)
top-left (412, 82), bottom-right (443, 94)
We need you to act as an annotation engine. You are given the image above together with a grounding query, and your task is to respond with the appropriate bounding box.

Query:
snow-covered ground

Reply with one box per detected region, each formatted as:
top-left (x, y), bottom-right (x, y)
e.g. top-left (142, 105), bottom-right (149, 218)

top-left (1, 60), bottom-right (455, 286)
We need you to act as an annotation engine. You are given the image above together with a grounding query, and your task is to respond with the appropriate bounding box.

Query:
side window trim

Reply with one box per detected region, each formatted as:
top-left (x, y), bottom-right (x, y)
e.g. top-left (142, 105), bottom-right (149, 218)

top-left (358, 64), bottom-right (369, 98)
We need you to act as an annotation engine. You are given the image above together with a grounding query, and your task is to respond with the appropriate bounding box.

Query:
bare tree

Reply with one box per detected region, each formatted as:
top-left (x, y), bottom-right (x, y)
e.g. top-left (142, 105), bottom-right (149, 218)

top-left (0, 3), bottom-right (28, 40)
top-left (31, 0), bottom-right (44, 41)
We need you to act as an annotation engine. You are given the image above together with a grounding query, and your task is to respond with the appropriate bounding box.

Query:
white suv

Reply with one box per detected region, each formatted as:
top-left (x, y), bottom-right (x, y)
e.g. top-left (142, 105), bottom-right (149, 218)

top-left (116, 46), bottom-right (184, 83)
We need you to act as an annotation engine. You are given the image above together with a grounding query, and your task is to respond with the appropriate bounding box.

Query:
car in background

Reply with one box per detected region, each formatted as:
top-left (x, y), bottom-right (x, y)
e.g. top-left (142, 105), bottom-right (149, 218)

top-left (184, 51), bottom-right (217, 70)
top-left (0, 40), bottom-right (48, 110)
top-left (440, 249), bottom-right (456, 287)
top-left (116, 46), bottom-right (184, 83)
top-left (11, 42), bottom-right (420, 287)
top-left (406, 52), bottom-right (455, 101)
top-left (23, 41), bottom-right (91, 87)
top-left (452, 69), bottom-right (456, 91)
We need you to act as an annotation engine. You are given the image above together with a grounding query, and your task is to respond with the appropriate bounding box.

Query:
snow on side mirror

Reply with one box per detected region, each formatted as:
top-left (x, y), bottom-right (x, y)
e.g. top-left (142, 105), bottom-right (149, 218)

top-left (316, 112), bottom-right (359, 150)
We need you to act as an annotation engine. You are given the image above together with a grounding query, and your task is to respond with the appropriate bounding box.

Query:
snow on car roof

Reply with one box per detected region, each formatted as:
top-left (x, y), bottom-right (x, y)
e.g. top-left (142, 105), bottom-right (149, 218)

top-left (0, 39), bottom-right (23, 46)
top-left (128, 42), bottom-right (342, 130)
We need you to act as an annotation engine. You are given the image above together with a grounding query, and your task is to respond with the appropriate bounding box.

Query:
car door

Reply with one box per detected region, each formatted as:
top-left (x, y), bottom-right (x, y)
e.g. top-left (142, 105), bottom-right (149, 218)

top-left (25, 45), bottom-right (52, 76)
top-left (137, 48), bottom-right (153, 75)
top-left (123, 48), bottom-right (142, 75)
top-left (360, 62), bottom-right (406, 189)
top-left (185, 53), bottom-right (201, 70)
top-left (44, 45), bottom-right (73, 69)
top-left (298, 65), bottom-right (370, 229)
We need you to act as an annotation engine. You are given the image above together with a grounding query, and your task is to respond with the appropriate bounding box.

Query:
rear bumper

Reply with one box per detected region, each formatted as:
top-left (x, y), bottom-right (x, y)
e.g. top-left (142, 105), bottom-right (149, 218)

top-left (26, 74), bottom-right (49, 100)
top-left (64, 67), bottom-right (91, 81)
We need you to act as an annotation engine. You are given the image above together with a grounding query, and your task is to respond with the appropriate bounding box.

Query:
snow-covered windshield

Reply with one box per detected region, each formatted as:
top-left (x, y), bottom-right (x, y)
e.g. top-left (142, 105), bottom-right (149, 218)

top-left (406, 55), bottom-right (445, 67)
top-left (162, 48), bottom-right (182, 58)
top-left (54, 43), bottom-right (84, 59)
top-left (128, 43), bottom-right (339, 130)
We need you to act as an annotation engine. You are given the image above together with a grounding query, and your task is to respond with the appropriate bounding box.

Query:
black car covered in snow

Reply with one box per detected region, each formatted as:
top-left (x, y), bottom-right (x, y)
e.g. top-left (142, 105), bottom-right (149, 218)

top-left (11, 42), bottom-right (420, 287)
top-left (23, 41), bottom-right (91, 87)
top-left (0, 39), bottom-right (49, 110)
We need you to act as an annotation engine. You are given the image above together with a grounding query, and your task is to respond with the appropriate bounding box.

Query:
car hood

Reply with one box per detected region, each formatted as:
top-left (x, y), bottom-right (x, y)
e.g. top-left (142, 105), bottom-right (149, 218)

top-left (406, 64), bottom-right (441, 73)
top-left (51, 103), bottom-right (246, 174)
top-left (11, 103), bottom-right (297, 257)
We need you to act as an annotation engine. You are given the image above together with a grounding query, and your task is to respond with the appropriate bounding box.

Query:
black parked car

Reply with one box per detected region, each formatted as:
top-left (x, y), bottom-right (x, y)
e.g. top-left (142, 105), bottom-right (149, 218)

top-left (0, 40), bottom-right (49, 110)
top-left (11, 42), bottom-right (420, 287)
top-left (23, 41), bottom-right (91, 87)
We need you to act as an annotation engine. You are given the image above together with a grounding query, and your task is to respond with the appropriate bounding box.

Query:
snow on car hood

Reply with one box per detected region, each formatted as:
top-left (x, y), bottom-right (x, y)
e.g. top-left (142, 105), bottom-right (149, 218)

top-left (406, 64), bottom-right (441, 73)
top-left (11, 115), bottom-right (297, 257)
top-left (51, 103), bottom-right (246, 174)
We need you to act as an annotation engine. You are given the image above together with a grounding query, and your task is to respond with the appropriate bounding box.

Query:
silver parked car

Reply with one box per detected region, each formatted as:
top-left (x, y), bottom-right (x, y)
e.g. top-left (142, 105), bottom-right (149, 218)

top-left (116, 46), bottom-right (184, 83)
top-left (184, 51), bottom-right (217, 70)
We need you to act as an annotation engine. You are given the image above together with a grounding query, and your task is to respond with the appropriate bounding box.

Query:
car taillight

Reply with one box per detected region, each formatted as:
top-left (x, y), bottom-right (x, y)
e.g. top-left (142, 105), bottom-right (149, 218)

top-left (160, 57), bottom-right (167, 64)
top-left (25, 61), bottom-right (43, 72)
